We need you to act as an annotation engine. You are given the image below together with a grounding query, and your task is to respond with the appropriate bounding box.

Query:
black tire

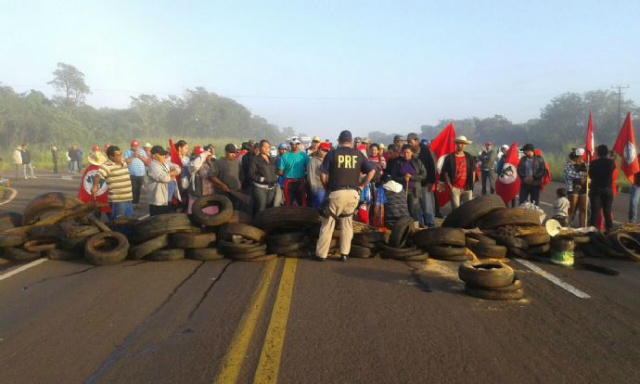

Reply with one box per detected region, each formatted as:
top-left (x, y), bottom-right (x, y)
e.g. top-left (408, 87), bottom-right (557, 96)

top-left (402, 253), bottom-right (430, 262)
top-left (470, 243), bottom-right (507, 259)
top-left (46, 249), bottom-right (81, 261)
top-left (0, 211), bottom-right (23, 232)
top-left (23, 238), bottom-right (59, 253)
top-left (458, 261), bottom-right (514, 288)
top-left (424, 245), bottom-right (467, 258)
top-left (465, 285), bottom-right (524, 300)
top-left (442, 194), bottom-right (506, 228)
top-left (60, 236), bottom-right (90, 252)
top-left (61, 225), bottom-right (100, 239)
top-left (254, 206), bottom-right (320, 232)
top-left (170, 233), bottom-right (217, 249)
top-left (479, 208), bottom-right (541, 229)
top-left (466, 233), bottom-right (497, 245)
top-left (521, 233), bottom-right (551, 246)
top-left (0, 233), bottom-right (26, 247)
top-left (84, 232), bottom-right (129, 266)
top-left (465, 237), bottom-right (480, 248)
top-left (413, 227), bottom-right (465, 248)
top-left (131, 214), bottom-right (199, 244)
top-left (349, 245), bottom-right (372, 258)
top-left (378, 243), bottom-right (420, 255)
top-left (28, 225), bottom-right (64, 240)
top-left (268, 242), bottom-right (305, 255)
top-left (353, 231), bottom-right (385, 243)
top-left (2, 247), bottom-right (41, 261)
top-left (388, 217), bottom-right (414, 248)
top-left (22, 192), bottom-right (84, 226)
top-left (351, 238), bottom-right (379, 249)
top-left (467, 275), bottom-right (522, 292)
top-left (147, 249), bottom-right (185, 261)
top-left (230, 248), bottom-right (268, 260)
top-left (607, 232), bottom-right (640, 262)
top-left (129, 235), bottom-right (169, 260)
top-left (589, 232), bottom-right (625, 259)
top-left (186, 248), bottom-right (225, 261)
top-left (491, 235), bottom-right (529, 250)
top-left (219, 239), bottom-right (265, 252)
top-left (528, 243), bottom-right (550, 254)
top-left (265, 231), bottom-right (306, 245)
top-left (190, 194), bottom-right (234, 227)
top-left (218, 223), bottom-right (266, 242)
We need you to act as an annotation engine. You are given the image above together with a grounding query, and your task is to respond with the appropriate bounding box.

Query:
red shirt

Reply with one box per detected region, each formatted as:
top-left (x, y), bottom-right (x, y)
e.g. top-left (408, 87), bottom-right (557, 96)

top-left (453, 154), bottom-right (467, 189)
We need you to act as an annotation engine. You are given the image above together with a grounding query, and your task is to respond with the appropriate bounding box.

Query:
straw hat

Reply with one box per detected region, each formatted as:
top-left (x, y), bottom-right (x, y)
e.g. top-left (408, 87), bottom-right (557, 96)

top-left (453, 135), bottom-right (473, 144)
top-left (88, 151), bottom-right (108, 166)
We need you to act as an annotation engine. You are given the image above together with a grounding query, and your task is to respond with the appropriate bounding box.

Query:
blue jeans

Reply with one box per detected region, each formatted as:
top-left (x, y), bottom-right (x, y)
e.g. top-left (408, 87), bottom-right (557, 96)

top-left (313, 189), bottom-right (326, 209)
top-left (629, 185), bottom-right (640, 223)
top-left (109, 201), bottom-right (133, 221)
top-left (420, 187), bottom-right (436, 227)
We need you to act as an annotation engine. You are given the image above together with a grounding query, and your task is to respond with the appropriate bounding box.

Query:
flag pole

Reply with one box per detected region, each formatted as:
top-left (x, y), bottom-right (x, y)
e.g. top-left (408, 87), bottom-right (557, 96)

top-left (583, 153), bottom-right (589, 228)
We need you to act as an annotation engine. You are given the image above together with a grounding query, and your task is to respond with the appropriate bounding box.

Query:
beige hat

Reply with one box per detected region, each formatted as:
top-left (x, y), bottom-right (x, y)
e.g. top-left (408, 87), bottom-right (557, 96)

top-left (453, 135), bottom-right (473, 144)
top-left (143, 142), bottom-right (152, 149)
top-left (88, 152), bottom-right (108, 166)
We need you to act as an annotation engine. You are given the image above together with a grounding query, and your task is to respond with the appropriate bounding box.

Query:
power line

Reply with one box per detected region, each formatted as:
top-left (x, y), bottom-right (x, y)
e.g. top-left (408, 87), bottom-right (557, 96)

top-left (611, 84), bottom-right (630, 128)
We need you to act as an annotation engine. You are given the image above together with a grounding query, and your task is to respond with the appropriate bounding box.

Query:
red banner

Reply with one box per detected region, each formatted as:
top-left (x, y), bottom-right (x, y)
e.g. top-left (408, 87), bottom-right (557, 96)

top-left (613, 112), bottom-right (639, 183)
top-left (584, 109), bottom-right (594, 162)
top-left (495, 142), bottom-right (520, 205)
top-left (430, 123), bottom-right (456, 207)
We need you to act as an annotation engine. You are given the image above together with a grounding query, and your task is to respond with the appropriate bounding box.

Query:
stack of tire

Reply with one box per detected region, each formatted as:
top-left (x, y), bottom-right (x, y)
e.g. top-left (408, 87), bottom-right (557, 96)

top-left (349, 229), bottom-right (385, 259)
top-left (458, 261), bottom-right (524, 300)
top-left (254, 206), bottom-right (320, 258)
top-left (217, 222), bottom-right (275, 262)
top-left (464, 233), bottom-right (507, 260)
top-left (413, 227), bottom-right (470, 261)
top-left (582, 231), bottom-right (640, 261)
top-left (379, 217), bottom-right (429, 262)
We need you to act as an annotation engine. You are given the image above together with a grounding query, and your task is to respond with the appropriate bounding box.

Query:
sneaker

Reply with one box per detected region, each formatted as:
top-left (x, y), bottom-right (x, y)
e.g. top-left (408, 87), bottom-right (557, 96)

top-left (341, 254), bottom-right (348, 262)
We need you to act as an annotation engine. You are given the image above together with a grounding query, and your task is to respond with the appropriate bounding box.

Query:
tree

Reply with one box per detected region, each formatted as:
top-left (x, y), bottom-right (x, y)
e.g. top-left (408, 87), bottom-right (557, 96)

top-left (48, 62), bottom-right (91, 109)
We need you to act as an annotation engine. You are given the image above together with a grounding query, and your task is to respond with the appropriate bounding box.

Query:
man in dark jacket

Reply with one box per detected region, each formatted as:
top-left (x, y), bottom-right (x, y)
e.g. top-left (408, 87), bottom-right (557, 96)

top-left (407, 132), bottom-right (437, 227)
top-left (517, 143), bottom-right (546, 206)
top-left (389, 144), bottom-right (427, 222)
top-left (440, 135), bottom-right (475, 209)
top-left (479, 141), bottom-right (497, 195)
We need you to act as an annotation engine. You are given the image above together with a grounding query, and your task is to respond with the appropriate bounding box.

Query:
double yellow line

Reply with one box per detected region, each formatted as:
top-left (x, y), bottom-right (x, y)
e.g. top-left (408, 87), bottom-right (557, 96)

top-left (215, 258), bottom-right (298, 384)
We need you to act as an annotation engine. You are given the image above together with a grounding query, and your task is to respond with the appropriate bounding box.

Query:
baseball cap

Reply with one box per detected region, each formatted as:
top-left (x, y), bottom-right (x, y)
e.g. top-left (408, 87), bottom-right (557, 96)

top-left (574, 148), bottom-right (585, 156)
top-left (407, 133), bottom-right (419, 141)
top-left (130, 140), bottom-right (139, 147)
top-left (143, 142), bottom-right (152, 149)
top-left (338, 130), bottom-right (353, 143)
top-left (193, 145), bottom-right (207, 156)
top-left (319, 142), bottom-right (331, 151)
top-left (501, 144), bottom-right (509, 150)
top-left (354, 137), bottom-right (362, 143)
top-left (150, 145), bottom-right (167, 156)
top-left (393, 135), bottom-right (404, 142)
top-left (312, 136), bottom-right (321, 142)
top-left (290, 138), bottom-right (301, 144)
top-left (379, 143), bottom-right (386, 149)
top-left (91, 144), bottom-right (100, 152)
top-left (225, 143), bottom-right (239, 153)
top-left (521, 143), bottom-right (535, 152)
top-left (278, 143), bottom-right (288, 150)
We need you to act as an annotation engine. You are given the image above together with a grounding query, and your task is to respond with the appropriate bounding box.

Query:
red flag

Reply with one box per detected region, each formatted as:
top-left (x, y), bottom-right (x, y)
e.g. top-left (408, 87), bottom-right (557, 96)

top-left (534, 149), bottom-right (551, 192)
top-left (584, 109), bottom-right (594, 162)
top-left (612, 112), bottom-right (639, 183)
top-left (169, 138), bottom-right (183, 167)
top-left (430, 123), bottom-right (456, 207)
top-left (77, 165), bottom-right (110, 213)
top-left (495, 142), bottom-right (521, 205)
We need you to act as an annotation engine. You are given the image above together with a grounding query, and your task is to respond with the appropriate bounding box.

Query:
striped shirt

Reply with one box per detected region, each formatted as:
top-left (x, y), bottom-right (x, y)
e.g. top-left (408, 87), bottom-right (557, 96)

top-left (99, 160), bottom-right (133, 202)
top-left (123, 149), bottom-right (148, 177)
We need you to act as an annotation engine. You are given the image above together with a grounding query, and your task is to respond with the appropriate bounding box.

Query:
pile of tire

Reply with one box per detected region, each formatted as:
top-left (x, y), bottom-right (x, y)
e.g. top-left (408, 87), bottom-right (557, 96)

top-left (412, 227), bottom-right (470, 261)
top-left (349, 229), bottom-right (385, 259)
top-left (458, 261), bottom-right (524, 300)
top-left (379, 217), bottom-right (429, 262)
top-left (255, 206), bottom-right (320, 258)
top-left (217, 222), bottom-right (275, 262)
top-left (581, 230), bottom-right (640, 261)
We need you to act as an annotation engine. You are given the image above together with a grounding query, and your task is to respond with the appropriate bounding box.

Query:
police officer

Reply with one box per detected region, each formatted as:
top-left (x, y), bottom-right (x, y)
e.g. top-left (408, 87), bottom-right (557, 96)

top-left (314, 130), bottom-right (376, 262)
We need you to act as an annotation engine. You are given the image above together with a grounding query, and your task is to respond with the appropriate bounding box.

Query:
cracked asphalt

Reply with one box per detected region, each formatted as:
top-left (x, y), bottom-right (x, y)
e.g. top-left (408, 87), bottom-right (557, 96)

top-left (1, 176), bottom-right (640, 383)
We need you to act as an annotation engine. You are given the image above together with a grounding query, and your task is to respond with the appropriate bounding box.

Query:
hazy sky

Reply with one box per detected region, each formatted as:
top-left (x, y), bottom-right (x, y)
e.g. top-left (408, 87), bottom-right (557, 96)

top-left (2, 0), bottom-right (639, 137)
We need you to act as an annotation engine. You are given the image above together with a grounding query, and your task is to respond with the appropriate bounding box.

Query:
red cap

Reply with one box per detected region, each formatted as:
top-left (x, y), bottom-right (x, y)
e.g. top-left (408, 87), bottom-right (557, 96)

top-left (130, 140), bottom-right (139, 147)
top-left (91, 144), bottom-right (100, 152)
top-left (319, 142), bottom-right (331, 151)
top-left (193, 145), bottom-right (203, 155)
top-left (356, 144), bottom-right (367, 151)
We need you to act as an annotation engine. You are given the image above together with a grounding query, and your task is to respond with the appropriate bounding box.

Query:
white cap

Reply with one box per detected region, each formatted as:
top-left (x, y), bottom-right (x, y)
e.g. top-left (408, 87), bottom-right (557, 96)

top-left (575, 148), bottom-right (585, 156)
top-left (501, 144), bottom-right (509, 150)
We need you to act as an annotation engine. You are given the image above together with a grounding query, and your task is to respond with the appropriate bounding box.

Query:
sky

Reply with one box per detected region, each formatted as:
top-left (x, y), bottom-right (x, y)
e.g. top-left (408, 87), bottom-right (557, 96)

top-left (1, 0), bottom-right (639, 138)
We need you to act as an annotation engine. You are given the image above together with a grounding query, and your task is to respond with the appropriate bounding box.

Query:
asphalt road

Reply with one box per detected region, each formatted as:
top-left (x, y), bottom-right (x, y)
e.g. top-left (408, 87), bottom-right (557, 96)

top-left (1, 174), bottom-right (639, 383)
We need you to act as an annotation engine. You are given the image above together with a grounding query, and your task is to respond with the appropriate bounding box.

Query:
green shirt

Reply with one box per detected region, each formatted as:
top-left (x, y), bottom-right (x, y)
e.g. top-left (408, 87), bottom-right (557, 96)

top-left (279, 151), bottom-right (309, 179)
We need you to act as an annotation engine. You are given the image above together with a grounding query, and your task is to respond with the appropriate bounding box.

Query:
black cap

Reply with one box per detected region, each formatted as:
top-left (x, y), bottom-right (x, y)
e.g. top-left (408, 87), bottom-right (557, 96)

top-left (407, 133), bottom-right (419, 141)
top-left (150, 145), bottom-right (167, 156)
top-left (338, 130), bottom-right (353, 143)
top-left (393, 135), bottom-right (404, 142)
top-left (354, 136), bottom-right (362, 143)
top-left (521, 143), bottom-right (535, 152)
top-left (225, 143), bottom-right (238, 153)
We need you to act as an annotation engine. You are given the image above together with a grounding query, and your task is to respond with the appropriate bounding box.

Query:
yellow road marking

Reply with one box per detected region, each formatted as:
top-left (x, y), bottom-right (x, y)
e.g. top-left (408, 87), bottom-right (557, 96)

top-left (253, 258), bottom-right (298, 384)
top-left (214, 260), bottom-right (278, 384)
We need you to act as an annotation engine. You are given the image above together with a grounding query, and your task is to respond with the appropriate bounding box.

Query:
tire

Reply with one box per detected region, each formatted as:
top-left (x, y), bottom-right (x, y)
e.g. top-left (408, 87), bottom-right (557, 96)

top-left (424, 245), bottom-right (467, 258)
top-left (378, 243), bottom-right (421, 255)
top-left (470, 243), bottom-right (507, 259)
top-left (413, 227), bottom-right (465, 248)
top-left (22, 193), bottom-right (84, 226)
top-left (2, 247), bottom-right (41, 262)
top-left (268, 242), bottom-right (305, 255)
top-left (352, 238), bottom-right (379, 249)
top-left (254, 207), bottom-right (320, 232)
top-left (129, 235), bottom-right (170, 260)
top-left (0, 233), bottom-right (26, 247)
top-left (528, 243), bottom-right (550, 254)
top-left (190, 194), bottom-right (234, 227)
top-left (46, 249), bottom-right (81, 261)
top-left (491, 235), bottom-right (529, 250)
top-left (28, 225), bottom-right (64, 240)
top-left (230, 248), bottom-right (268, 260)
top-left (353, 231), bottom-right (385, 243)
top-left (589, 232), bottom-right (625, 259)
top-left (281, 251), bottom-right (312, 259)
top-left (23, 238), bottom-right (59, 253)
top-left (521, 233), bottom-right (550, 246)
top-left (236, 254), bottom-right (278, 262)
top-left (0, 211), bottom-right (23, 232)
top-left (218, 223), bottom-right (266, 242)
top-left (479, 208), bottom-right (542, 229)
top-left (61, 225), bottom-right (100, 239)
top-left (458, 261), bottom-right (514, 288)
top-left (349, 245), bottom-right (372, 258)
top-left (402, 253), bottom-right (430, 262)
top-left (84, 232), bottom-right (129, 266)
top-left (570, 235), bottom-right (590, 244)
top-left (388, 217), bottom-right (415, 248)
top-left (147, 249), bottom-right (185, 261)
top-left (442, 194), bottom-right (506, 228)
top-left (607, 232), bottom-right (640, 262)
top-left (0, 257), bottom-right (11, 265)
top-left (227, 211), bottom-right (254, 225)
top-left (466, 233), bottom-right (497, 245)
top-left (465, 285), bottom-right (524, 300)
top-left (60, 236), bottom-right (90, 252)
top-left (131, 214), bottom-right (199, 244)
top-left (467, 275), bottom-right (522, 292)
top-left (465, 237), bottom-right (480, 247)
top-left (186, 248), bottom-right (225, 261)
top-left (170, 233), bottom-right (217, 249)
top-left (266, 231), bottom-right (306, 245)
top-left (219, 239), bottom-right (265, 252)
